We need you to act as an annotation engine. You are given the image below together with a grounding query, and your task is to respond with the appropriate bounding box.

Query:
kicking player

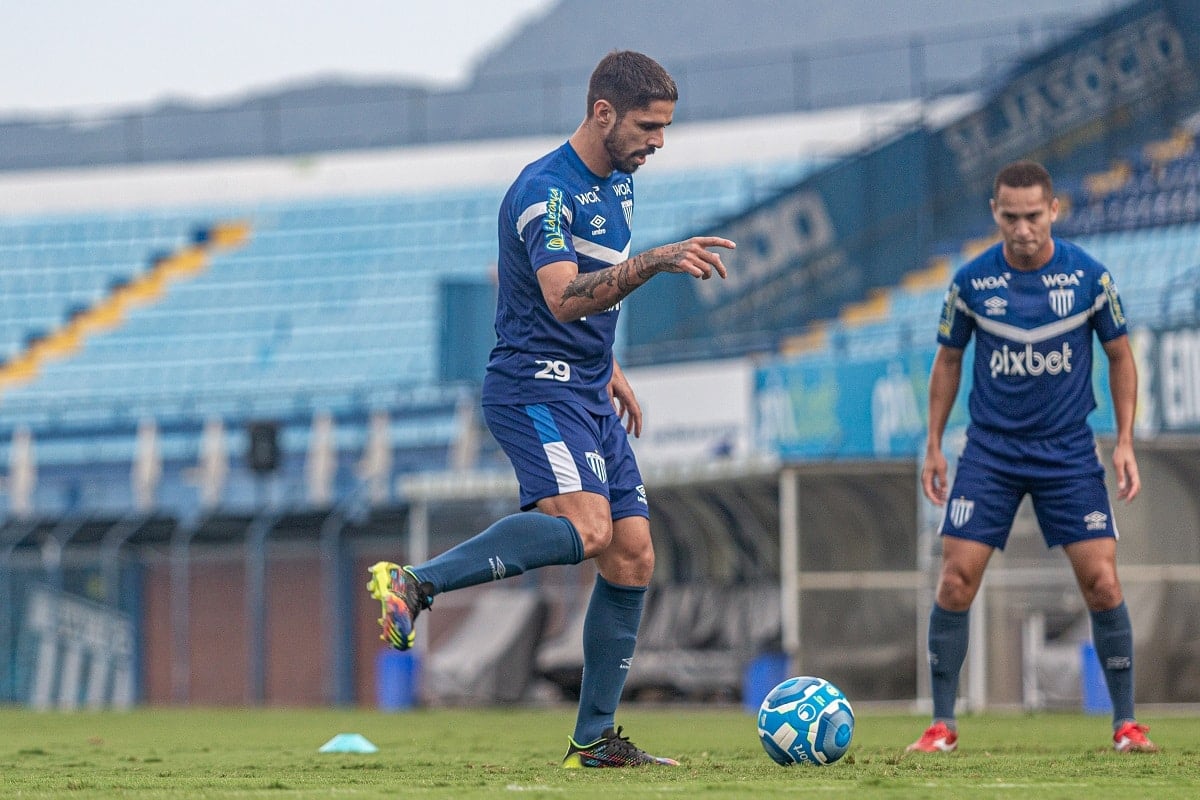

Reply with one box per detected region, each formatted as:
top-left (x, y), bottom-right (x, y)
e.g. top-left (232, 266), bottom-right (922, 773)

top-left (909, 160), bottom-right (1158, 754)
top-left (368, 50), bottom-right (735, 767)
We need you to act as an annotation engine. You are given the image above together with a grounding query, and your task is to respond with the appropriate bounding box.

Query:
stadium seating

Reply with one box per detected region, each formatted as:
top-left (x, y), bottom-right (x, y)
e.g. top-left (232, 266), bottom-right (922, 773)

top-left (0, 158), bottom-right (822, 490)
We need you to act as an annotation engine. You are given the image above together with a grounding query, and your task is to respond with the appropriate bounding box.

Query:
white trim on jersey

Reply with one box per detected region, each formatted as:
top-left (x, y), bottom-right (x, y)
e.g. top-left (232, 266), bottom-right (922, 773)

top-left (543, 440), bottom-right (583, 494)
top-left (516, 201), bottom-right (573, 240)
top-left (957, 292), bottom-right (1109, 344)
top-left (573, 237), bottom-right (630, 265)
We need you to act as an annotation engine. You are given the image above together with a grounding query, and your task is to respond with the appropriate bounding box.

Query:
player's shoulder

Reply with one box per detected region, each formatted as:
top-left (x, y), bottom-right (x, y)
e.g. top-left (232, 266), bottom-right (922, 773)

top-left (952, 242), bottom-right (1006, 284)
top-left (514, 144), bottom-right (588, 193)
top-left (502, 146), bottom-right (578, 225)
top-left (1053, 238), bottom-right (1107, 272)
top-left (1052, 238), bottom-right (1115, 294)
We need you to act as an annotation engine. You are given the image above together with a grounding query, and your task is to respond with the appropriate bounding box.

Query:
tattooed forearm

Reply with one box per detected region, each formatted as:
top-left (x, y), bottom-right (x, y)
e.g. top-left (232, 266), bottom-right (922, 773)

top-left (559, 250), bottom-right (664, 309)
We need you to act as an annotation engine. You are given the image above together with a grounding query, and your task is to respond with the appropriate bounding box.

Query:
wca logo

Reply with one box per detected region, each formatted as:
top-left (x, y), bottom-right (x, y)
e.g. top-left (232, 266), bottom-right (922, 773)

top-left (1041, 272), bottom-right (1081, 287)
top-left (989, 342), bottom-right (1073, 377)
top-left (971, 275), bottom-right (1008, 290)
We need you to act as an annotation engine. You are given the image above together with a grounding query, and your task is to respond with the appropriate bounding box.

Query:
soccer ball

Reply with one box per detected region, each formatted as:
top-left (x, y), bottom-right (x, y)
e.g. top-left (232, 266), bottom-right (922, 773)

top-left (756, 675), bottom-right (855, 766)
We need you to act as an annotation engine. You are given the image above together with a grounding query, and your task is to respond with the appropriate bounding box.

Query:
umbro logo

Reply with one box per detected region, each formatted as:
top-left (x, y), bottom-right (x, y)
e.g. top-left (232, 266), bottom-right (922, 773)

top-left (1084, 511), bottom-right (1108, 531)
top-left (489, 556), bottom-right (507, 581)
top-left (590, 214), bottom-right (606, 234)
top-left (984, 296), bottom-right (1007, 316)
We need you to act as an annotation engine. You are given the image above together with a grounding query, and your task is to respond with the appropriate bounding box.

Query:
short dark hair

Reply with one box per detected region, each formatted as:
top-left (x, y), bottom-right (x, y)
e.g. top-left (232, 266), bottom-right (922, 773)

top-left (993, 160), bottom-right (1054, 200)
top-left (586, 50), bottom-right (678, 118)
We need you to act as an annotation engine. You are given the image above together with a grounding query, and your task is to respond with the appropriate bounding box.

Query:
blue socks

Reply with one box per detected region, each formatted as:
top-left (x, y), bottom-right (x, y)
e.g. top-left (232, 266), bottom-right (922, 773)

top-left (1090, 601), bottom-right (1135, 726)
top-left (573, 574), bottom-right (647, 744)
top-left (928, 603), bottom-right (969, 726)
top-left (409, 512), bottom-right (584, 595)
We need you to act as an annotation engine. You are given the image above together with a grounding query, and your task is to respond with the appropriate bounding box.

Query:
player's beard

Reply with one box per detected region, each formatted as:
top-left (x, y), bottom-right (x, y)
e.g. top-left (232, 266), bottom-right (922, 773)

top-left (604, 126), bottom-right (654, 174)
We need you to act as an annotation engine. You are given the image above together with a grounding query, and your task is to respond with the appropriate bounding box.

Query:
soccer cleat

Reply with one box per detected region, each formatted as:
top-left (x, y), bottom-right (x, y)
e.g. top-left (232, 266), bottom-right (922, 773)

top-left (366, 561), bottom-right (432, 651)
top-left (1113, 721), bottom-right (1159, 753)
top-left (906, 721), bottom-right (958, 753)
top-left (561, 726), bottom-right (680, 768)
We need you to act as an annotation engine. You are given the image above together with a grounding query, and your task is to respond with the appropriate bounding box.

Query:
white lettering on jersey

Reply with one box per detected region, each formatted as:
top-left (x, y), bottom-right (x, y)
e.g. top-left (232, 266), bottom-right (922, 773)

top-left (574, 188), bottom-right (602, 204)
top-left (989, 342), bottom-right (1073, 377)
top-left (1041, 272), bottom-right (1082, 287)
top-left (533, 359), bottom-right (571, 382)
top-left (971, 275), bottom-right (1009, 290)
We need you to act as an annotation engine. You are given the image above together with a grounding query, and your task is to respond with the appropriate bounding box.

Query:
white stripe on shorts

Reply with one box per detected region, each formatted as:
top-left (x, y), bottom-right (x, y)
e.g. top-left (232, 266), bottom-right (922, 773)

top-left (543, 440), bottom-right (582, 494)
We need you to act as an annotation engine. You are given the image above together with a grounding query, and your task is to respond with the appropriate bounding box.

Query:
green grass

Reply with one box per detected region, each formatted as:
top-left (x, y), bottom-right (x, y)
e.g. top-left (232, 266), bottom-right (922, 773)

top-left (0, 706), bottom-right (1196, 799)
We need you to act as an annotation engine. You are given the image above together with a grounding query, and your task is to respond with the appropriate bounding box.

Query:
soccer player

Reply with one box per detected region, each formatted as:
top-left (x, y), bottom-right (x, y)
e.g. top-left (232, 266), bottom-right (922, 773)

top-left (367, 50), bottom-right (735, 767)
top-left (908, 160), bottom-right (1158, 755)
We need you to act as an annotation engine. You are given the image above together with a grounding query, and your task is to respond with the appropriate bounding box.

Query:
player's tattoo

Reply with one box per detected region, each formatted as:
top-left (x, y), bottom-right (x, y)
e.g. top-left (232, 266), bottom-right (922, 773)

top-left (560, 244), bottom-right (682, 307)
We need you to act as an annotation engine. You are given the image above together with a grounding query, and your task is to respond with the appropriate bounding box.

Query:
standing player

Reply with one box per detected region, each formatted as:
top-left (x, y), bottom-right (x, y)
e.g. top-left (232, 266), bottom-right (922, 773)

top-left (367, 50), bottom-right (735, 767)
top-left (909, 160), bottom-right (1159, 754)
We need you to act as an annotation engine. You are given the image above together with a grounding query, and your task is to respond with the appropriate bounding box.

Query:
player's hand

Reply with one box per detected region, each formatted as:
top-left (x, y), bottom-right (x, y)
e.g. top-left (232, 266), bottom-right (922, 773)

top-left (1112, 441), bottom-right (1140, 502)
top-left (921, 447), bottom-right (949, 506)
top-left (608, 367), bottom-right (642, 438)
top-left (651, 237), bottom-right (735, 280)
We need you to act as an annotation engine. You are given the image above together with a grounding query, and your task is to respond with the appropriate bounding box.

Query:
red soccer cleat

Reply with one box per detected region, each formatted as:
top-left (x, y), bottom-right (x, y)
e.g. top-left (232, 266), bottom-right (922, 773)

top-left (906, 721), bottom-right (958, 753)
top-left (1113, 721), bottom-right (1159, 753)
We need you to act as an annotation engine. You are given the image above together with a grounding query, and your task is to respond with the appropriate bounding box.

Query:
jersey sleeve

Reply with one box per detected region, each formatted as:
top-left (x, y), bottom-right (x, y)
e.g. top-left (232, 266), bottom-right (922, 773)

top-left (936, 277), bottom-right (973, 348)
top-left (1092, 270), bottom-right (1129, 342)
top-left (514, 178), bottom-right (579, 271)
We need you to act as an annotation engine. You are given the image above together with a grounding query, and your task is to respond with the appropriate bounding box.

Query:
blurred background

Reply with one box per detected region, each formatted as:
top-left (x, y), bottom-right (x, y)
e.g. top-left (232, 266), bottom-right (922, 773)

top-left (2, 0), bottom-right (1198, 716)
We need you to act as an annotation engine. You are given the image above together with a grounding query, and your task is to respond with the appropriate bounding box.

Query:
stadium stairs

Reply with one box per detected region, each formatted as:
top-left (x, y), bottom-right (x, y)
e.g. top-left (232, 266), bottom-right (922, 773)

top-left (0, 221), bottom-right (249, 391)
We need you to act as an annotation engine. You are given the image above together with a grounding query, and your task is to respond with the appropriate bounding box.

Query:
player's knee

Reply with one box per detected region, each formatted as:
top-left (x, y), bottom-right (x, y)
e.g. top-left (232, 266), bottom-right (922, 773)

top-left (1081, 574), bottom-right (1123, 611)
top-left (935, 569), bottom-right (978, 611)
top-left (573, 517), bottom-right (614, 557)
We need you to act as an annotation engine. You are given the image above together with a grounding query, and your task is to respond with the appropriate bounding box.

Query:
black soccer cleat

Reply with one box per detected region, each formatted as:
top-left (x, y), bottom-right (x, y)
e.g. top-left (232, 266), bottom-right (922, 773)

top-left (561, 726), bottom-right (679, 768)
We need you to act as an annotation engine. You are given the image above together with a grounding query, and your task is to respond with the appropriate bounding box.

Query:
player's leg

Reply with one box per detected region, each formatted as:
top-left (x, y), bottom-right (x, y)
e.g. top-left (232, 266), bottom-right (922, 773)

top-left (908, 536), bottom-right (992, 752)
top-left (910, 460), bottom-right (1018, 753)
top-left (1037, 473), bottom-right (1157, 752)
top-left (562, 513), bottom-right (674, 767)
top-left (368, 402), bottom-right (598, 650)
top-left (559, 412), bottom-right (675, 767)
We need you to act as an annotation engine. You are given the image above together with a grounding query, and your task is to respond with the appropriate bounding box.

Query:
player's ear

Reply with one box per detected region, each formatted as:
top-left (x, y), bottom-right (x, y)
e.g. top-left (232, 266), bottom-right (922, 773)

top-left (1049, 195), bottom-right (1060, 223)
top-left (593, 99), bottom-right (616, 129)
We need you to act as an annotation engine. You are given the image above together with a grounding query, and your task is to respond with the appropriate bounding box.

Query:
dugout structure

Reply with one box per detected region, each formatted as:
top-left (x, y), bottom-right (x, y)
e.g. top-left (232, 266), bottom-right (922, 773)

top-left (401, 440), bottom-right (1200, 710)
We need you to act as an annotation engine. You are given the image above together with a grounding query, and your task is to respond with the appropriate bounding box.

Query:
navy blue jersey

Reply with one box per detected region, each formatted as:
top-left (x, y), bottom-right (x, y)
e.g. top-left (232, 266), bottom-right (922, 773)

top-left (937, 240), bottom-right (1128, 468)
top-left (483, 142), bottom-right (635, 413)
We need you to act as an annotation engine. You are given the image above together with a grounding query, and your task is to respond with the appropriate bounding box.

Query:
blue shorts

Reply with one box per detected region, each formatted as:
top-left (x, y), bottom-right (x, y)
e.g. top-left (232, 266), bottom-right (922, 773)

top-left (483, 401), bottom-right (649, 520)
top-left (939, 456), bottom-right (1118, 550)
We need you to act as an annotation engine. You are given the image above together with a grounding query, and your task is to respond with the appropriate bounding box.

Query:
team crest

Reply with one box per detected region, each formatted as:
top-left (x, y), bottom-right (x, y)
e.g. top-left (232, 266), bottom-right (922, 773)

top-left (1048, 287), bottom-right (1075, 317)
top-left (586, 451), bottom-right (607, 483)
top-left (948, 497), bottom-right (975, 528)
top-left (621, 199), bottom-right (633, 228)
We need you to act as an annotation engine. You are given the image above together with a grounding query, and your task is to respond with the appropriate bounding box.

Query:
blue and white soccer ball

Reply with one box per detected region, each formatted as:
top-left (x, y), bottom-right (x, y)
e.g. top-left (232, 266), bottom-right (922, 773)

top-left (756, 675), bottom-right (855, 766)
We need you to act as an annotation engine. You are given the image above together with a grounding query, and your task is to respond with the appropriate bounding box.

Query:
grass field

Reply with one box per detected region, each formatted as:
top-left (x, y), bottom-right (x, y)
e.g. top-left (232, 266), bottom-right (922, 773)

top-left (1, 705), bottom-right (1197, 799)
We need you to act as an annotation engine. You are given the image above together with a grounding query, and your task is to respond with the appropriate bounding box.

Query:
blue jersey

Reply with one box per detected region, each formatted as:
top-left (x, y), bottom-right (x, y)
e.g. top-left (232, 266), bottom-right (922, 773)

top-left (483, 142), bottom-right (635, 414)
top-left (937, 240), bottom-right (1128, 471)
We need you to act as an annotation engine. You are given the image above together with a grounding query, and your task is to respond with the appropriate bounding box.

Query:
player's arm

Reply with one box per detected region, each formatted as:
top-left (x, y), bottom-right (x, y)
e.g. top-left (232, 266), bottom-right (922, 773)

top-left (1103, 334), bottom-right (1140, 502)
top-left (608, 357), bottom-right (642, 437)
top-left (922, 345), bottom-right (963, 506)
top-left (536, 236), bottom-right (735, 323)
